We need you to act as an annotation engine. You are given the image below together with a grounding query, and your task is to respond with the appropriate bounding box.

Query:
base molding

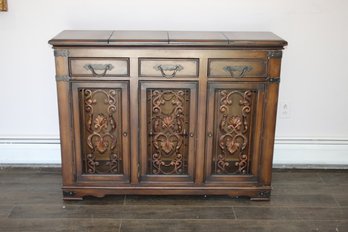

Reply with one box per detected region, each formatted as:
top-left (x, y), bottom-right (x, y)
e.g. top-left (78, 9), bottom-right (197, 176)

top-left (61, 186), bottom-right (272, 201)
top-left (1, 137), bottom-right (348, 168)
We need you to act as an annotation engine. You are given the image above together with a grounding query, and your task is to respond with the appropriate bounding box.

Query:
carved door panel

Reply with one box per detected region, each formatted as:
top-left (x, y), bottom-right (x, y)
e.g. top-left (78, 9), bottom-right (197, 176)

top-left (205, 82), bottom-right (265, 183)
top-left (139, 82), bottom-right (197, 183)
top-left (72, 82), bottom-right (130, 183)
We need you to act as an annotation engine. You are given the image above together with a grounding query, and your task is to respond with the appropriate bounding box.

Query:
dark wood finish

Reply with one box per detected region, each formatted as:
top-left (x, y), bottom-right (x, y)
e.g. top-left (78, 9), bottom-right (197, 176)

top-left (205, 82), bottom-right (265, 184)
top-left (129, 58), bottom-right (140, 185)
top-left (49, 30), bottom-right (287, 47)
top-left (139, 81), bottom-right (197, 183)
top-left (71, 82), bottom-right (130, 184)
top-left (1, 168), bottom-right (347, 232)
top-left (49, 30), bottom-right (287, 200)
top-left (54, 51), bottom-right (75, 186)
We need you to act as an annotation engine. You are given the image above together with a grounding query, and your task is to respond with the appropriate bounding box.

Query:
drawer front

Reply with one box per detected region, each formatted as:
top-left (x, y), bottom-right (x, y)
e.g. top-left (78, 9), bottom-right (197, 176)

top-left (208, 59), bottom-right (267, 78)
top-left (69, 58), bottom-right (129, 77)
top-left (139, 58), bottom-right (199, 78)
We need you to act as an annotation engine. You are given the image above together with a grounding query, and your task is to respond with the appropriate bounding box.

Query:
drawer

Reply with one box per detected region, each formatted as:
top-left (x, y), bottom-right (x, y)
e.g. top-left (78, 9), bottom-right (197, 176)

top-left (139, 58), bottom-right (199, 78)
top-left (69, 58), bottom-right (129, 77)
top-left (208, 58), bottom-right (267, 78)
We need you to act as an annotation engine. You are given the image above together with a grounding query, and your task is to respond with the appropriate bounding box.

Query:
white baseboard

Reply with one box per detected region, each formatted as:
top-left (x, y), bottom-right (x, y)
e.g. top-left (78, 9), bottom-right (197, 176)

top-left (0, 138), bottom-right (61, 164)
top-left (273, 138), bottom-right (348, 167)
top-left (0, 137), bottom-right (348, 168)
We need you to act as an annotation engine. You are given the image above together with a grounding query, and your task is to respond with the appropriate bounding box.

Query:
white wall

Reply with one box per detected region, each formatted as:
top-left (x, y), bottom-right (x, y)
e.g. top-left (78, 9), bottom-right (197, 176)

top-left (1, 0), bottom-right (348, 165)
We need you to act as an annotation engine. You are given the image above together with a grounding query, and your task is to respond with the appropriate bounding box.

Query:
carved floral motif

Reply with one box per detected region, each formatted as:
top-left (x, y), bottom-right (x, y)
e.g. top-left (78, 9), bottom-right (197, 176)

top-left (215, 90), bottom-right (253, 175)
top-left (82, 89), bottom-right (121, 174)
top-left (147, 89), bottom-right (189, 175)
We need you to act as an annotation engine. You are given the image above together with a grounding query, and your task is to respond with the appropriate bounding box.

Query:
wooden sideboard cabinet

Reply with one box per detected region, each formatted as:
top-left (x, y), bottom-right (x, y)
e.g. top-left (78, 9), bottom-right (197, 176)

top-left (49, 30), bottom-right (287, 200)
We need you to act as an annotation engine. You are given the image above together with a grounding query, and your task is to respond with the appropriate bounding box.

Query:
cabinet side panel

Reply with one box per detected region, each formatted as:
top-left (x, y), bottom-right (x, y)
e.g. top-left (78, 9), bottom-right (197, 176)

top-left (259, 54), bottom-right (282, 185)
top-left (259, 83), bottom-right (279, 185)
top-left (54, 53), bottom-right (75, 186)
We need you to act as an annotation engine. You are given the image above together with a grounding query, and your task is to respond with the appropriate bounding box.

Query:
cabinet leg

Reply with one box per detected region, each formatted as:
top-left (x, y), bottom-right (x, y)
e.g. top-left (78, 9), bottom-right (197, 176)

top-left (250, 190), bottom-right (271, 201)
top-left (228, 190), bottom-right (271, 201)
top-left (62, 191), bottom-right (83, 200)
top-left (227, 194), bottom-right (241, 199)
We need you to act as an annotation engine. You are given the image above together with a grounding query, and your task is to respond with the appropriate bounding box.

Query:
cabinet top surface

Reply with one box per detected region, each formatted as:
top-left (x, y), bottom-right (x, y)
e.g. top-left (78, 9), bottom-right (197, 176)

top-left (49, 30), bottom-right (287, 48)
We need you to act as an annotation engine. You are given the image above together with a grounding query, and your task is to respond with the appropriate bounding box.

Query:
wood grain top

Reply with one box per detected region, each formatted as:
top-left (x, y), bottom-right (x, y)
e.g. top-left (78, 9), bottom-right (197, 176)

top-left (168, 31), bottom-right (228, 45)
top-left (223, 32), bottom-right (287, 47)
top-left (109, 30), bottom-right (168, 45)
top-left (49, 30), bottom-right (287, 48)
top-left (49, 30), bottom-right (113, 46)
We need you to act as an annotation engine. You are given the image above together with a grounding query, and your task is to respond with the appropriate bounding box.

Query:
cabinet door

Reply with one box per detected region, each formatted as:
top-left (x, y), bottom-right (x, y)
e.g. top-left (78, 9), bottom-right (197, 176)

top-left (205, 82), bottom-right (265, 183)
top-left (139, 81), bottom-right (197, 183)
top-left (72, 82), bottom-right (130, 183)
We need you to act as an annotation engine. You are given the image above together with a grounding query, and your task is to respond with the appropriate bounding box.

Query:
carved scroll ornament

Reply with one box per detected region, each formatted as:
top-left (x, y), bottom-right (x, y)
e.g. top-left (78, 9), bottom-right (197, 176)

top-left (215, 90), bottom-right (253, 175)
top-left (82, 88), bottom-right (121, 174)
top-left (148, 89), bottom-right (190, 175)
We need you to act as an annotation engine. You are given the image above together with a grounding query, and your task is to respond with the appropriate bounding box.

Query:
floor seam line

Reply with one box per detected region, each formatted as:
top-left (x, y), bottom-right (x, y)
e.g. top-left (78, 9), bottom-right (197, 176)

top-left (6, 205), bottom-right (16, 218)
top-left (231, 206), bottom-right (237, 220)
top-left (118, 219), bottom-right (122, 232)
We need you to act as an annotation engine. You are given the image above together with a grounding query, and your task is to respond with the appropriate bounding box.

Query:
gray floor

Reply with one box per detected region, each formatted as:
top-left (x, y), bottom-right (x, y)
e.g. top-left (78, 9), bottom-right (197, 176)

top-left (0, 167), bottom-right (347, 231)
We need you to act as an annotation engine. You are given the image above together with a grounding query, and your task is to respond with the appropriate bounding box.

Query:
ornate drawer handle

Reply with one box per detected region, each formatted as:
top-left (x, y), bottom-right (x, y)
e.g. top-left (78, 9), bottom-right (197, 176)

top-left (83, 64), bottom-right (114, 77)
top-left (223, 65), bottom-right (253, 78)
top-left (153, 64), bottom-right (184, 78)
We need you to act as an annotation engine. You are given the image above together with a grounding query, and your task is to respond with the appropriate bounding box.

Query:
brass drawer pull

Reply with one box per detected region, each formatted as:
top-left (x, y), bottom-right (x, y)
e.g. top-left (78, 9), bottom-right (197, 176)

top-left (223, 65), bottom-right (253, 78)
top-left (153, 64), bottom-right (184, 78)
top-left (83, 64), bottom-right (114, 77)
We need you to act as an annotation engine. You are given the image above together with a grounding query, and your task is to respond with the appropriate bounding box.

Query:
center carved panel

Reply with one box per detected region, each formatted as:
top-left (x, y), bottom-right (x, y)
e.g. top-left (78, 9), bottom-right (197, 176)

top-left (146, 89), bottom-right (191, 175)
top-left (212, 89), bottom-right (255, 175)
top-left (79, 88), bottom-right (123, 175)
